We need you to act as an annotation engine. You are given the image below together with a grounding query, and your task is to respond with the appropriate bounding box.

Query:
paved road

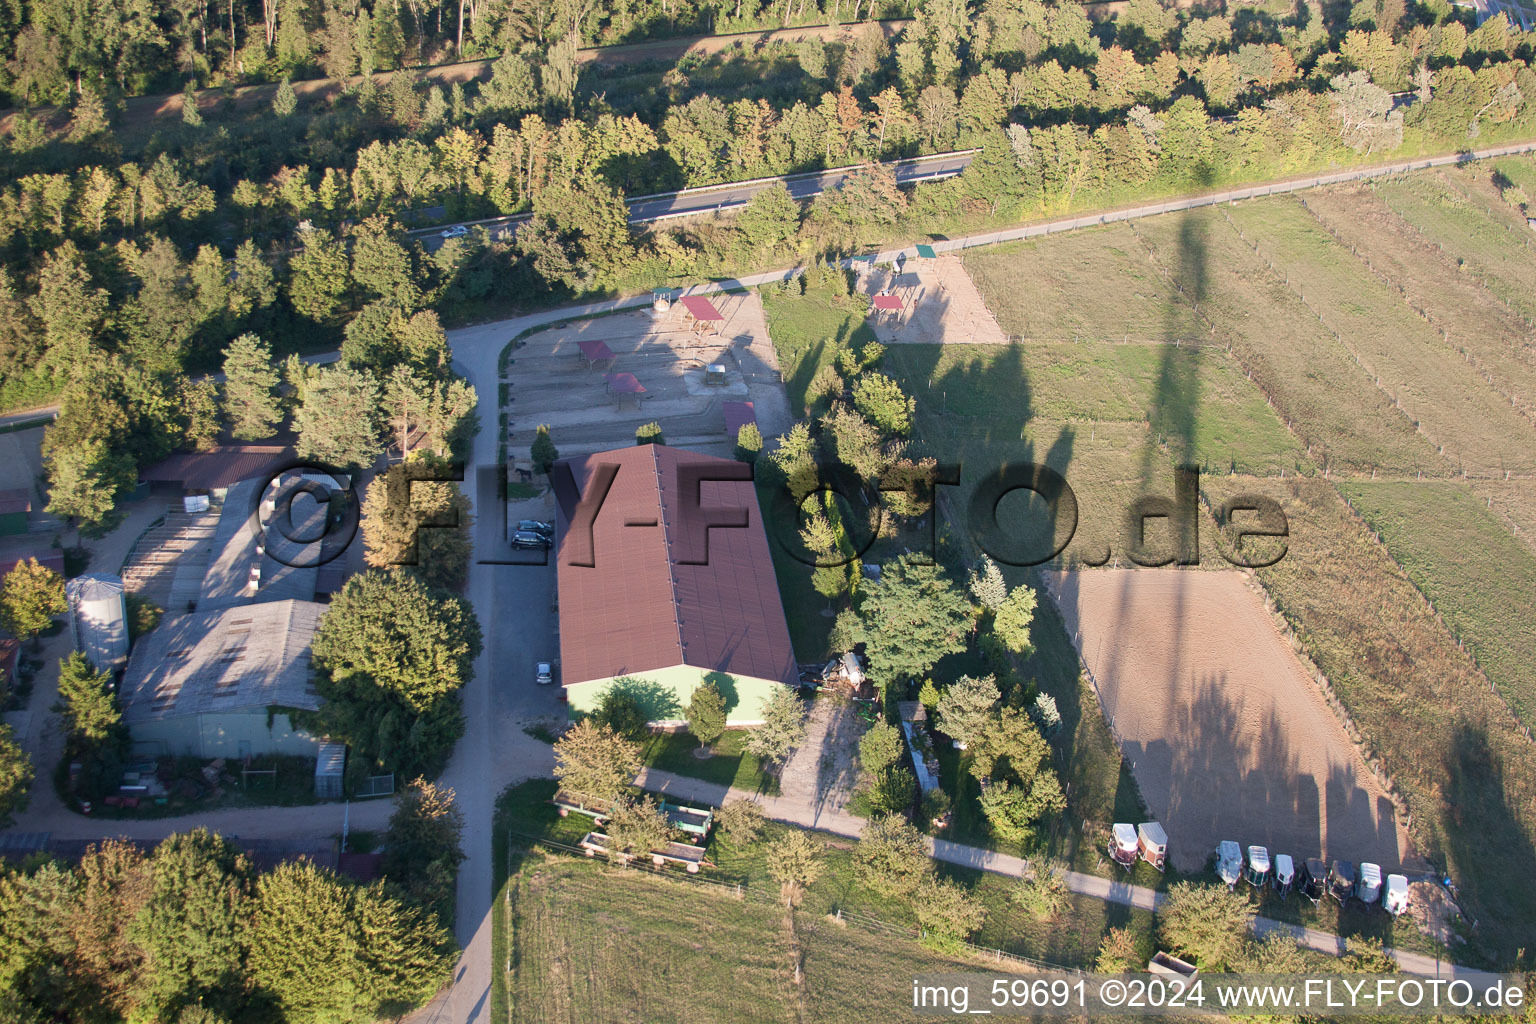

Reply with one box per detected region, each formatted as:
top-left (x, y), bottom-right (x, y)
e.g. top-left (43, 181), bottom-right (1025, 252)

top-left (407, 149), bottom-right (978, 250)
top-left (637, 768), bottom-right (1474, 979)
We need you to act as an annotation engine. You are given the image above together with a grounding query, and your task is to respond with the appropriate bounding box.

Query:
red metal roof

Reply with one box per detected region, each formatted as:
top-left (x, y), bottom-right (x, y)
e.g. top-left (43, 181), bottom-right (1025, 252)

top-left (578, 340), bottom-right (615, 361)
top-left (679, 295), bottom-right (724, 321)
top-left (0, 489), bottom-right (30, 516)
top-left (552, 445), bottom-right (796, 690)
top-left (140, 445), bottom-right (294, 491)
top-left (722, 401), bottom-right (756, 438)
top-left (871, 295), bottom-right (904, 311)
top-left (604, 372), bottom-right (646, 395)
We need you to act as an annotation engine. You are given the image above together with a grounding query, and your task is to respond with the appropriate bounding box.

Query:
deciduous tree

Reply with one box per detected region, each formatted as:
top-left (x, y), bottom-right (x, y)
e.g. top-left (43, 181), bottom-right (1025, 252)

top-left (552, 719), bottom-right (641, 802)
top-left (1156, 882), bottom-right (1255, 970)
top-left (743, 686), bottom-right (807, 768)
top-left (0, 558), bottom-right (66, 646)
top-left (858, 555), bottom-right (974, 683)
top-left (853, 813), bottom-right (933, 897)
top-left (686, 680), bottom-right (728, 748)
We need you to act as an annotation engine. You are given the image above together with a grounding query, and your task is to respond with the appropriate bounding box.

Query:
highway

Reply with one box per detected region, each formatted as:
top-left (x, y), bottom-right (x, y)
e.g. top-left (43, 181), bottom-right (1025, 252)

top-left (405, 149), bottom-right (978, 250)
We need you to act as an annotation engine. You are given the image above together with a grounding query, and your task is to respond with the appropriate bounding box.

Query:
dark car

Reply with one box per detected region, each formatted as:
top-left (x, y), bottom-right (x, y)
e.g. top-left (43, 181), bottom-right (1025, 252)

top-left (511, 530), bottom-right (550, 549)
top-left (518, 519), bottom-right (554, 537)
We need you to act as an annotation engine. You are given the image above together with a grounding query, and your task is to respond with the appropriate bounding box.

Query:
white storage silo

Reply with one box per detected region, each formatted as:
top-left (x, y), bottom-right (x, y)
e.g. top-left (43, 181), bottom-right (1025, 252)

top-left (66, 573), bottom-right (129, 671)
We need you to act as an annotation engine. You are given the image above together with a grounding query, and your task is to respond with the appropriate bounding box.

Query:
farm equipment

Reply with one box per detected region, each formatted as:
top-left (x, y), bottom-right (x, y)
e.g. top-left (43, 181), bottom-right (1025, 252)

top-left (1216, 841), bottom-right (1243, 890)
top-left (1138, 822), bottom-right (1168, 872)
top-left (1357, 862), bottom-right (1384, 904)
top-left (1300, 858), bottom-right (1327, 904)
top-left (1328, 860), bottom-right (1357, 904)
top-left (1274, 854), bottom-right (1296, 899)
top-left (1111, 823), bottom-right (1140, 871)
top-left (1245, 846), bottom-right (1271, 888)
top-left (1383, 874), bottom-right (1410, 916)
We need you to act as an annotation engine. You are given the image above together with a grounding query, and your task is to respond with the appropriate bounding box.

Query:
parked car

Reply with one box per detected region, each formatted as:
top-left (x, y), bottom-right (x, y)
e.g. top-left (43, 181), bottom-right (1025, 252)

top-left (536, 662), bottom-right (554, 686)
top-left (511, 530), bottom-right (550, 549)
top-left (518, 519), bottom-right (554, 537)
top-left (439, 224), bottom-right (470, 239)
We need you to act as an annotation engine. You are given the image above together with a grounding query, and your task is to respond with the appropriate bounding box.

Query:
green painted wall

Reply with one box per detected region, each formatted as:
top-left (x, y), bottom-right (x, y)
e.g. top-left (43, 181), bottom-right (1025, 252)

top-left (0, 510), bottom-right (27, 536)
top-left (130, 710), bottom-right (323, 759)
top-left (565, 665), bottom-right (786, 725)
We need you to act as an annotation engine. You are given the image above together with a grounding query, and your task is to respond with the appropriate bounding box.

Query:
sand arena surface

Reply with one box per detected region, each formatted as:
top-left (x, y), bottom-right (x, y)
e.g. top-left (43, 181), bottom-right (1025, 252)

top-left (1047, 568), bottom-right (1406, 873)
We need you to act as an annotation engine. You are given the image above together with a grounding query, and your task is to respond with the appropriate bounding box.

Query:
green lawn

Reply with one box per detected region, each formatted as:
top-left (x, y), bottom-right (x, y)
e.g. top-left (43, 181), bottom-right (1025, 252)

top-left (1339, 480), bottom-right (1536, 732)
top-left (760, 278), bottom-right (879, 417)
top-left (640, 728), bottom-right (779, 795)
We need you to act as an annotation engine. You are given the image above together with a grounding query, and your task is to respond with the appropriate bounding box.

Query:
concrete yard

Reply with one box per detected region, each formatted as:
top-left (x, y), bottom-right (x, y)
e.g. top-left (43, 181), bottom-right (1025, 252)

top-left (858, 255), bottom-right (1008, 347)
top-left (503, 293), bottom-right (792, 462)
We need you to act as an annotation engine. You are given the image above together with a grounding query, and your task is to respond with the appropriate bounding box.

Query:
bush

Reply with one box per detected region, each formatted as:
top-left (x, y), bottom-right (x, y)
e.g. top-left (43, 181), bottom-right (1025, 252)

top-left (734, 422), bottom-right (762, 462)
top-left (592, 689), bottom-right (648, 741)
top-left (1156, 882), bottom-right (1255, 971)
top-left (635, 421), bottom-right (664, 445)
top-left (913, 876), bottom-right (986, 952)
top-left (858, 722), bottom-right (904, 774)
top-left (853, 813), bottom-right (933, 897)
top-left (1009, 860), bottom-right (1069, 920)
top-left (866, 764), bottom-right (918, 815)
top-left (716, 799), bottom-right (765, 846)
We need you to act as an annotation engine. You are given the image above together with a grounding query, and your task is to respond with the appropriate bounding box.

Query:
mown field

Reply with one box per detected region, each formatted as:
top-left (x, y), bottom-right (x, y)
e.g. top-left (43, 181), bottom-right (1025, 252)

top-left (1338, 481), bottom-right (1536, 733)
top-left (926, 177), bottom-right (1536, 965)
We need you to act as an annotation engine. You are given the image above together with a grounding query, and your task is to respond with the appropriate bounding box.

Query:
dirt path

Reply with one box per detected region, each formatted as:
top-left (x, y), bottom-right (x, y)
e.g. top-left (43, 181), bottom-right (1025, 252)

top-left (774, 698), bottom-right (865, 828)
top-left (637, 766), bottom-right (1468, 978)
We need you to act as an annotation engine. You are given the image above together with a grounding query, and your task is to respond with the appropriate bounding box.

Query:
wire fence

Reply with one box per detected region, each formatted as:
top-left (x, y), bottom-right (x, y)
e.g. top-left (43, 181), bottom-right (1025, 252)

top-left (504, 828), bottom-right (1085, 976)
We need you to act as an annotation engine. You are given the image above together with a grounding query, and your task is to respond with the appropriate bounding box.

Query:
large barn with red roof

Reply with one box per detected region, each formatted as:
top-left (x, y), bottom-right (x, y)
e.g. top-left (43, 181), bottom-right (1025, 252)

top-left (552, 443), bottom-right (796, 726)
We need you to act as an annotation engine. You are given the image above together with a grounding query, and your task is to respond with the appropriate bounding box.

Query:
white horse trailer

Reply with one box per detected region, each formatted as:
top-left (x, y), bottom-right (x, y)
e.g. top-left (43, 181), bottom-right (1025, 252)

top-left (1274, 854), bottom-right (1296, 899)
top-left (1216, 841), bottom-right (1242, 890)
top-left (1245, 845), bottom-right (1271, 887)
top-left (1357, 862), bottom-right (1384, 904)
top-left (1383, 874), bottom-right (1410, 916)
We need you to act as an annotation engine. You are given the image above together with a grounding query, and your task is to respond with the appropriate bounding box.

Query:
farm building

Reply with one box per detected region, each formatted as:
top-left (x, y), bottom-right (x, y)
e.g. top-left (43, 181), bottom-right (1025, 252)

top-left (139, 444), bottom-right (295, 501)
top-left (118, 599), bottom-right (328, 759)
top-left (553, 444), bottom-right (796, 725)
top-left (66, 573), bottom-right (129, 672)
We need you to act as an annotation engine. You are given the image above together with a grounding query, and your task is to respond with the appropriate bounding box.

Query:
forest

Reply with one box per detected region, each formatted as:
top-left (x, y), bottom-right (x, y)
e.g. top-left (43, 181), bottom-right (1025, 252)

top-left (0, 0), bottom-right (1531, 536)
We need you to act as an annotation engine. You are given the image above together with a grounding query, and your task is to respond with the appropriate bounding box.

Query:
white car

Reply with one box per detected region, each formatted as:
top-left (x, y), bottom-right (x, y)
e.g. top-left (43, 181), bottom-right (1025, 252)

top-left (439, 224), bottom-right (469, 239)
top-left (536, 662), bottom-right (553, 686)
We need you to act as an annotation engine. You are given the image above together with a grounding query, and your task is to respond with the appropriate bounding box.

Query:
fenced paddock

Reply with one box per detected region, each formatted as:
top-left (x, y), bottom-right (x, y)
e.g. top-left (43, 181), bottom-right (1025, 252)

top-left (1048, 568), bottom-right (1407, 874)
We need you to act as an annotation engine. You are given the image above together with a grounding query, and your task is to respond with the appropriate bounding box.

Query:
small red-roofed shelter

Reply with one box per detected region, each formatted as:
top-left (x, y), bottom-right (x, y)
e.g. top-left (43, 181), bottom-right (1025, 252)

top-left (870, 293), bottom-right (905, 322)
top-left (679, 295), bottom-right (725, 333)
top-left (577, 339), bottom-right (615, 369)
top-left (722, 401), bottom-right (756, 440)
top-left (604, 371), bottom-right (647, 409)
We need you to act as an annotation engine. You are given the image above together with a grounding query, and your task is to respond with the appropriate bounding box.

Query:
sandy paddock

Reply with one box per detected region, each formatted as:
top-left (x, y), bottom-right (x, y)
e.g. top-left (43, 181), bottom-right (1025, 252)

top-left (858, 255), bottom-right (1009, 346)
top-left (1047, 568), bottom-right (1407, 873)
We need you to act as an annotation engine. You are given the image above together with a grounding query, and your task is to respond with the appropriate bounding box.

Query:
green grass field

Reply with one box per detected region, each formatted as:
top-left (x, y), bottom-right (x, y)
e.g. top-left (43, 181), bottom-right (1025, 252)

top-left (760, 280), bottom-right (880, 417)
top-left (1225, 199), bottom-right (1536, 476)
top-left (1338, 481), bottom-right (1536, 732)
top-left (1373, 173), bottom-right (1536, 324)
top-left (640, 727), bottom-right (780, 794)
top-left (1132, 208), bottom-right (1445, 476)
top-left (1298, 185), bottom-right (1536, 429)
top-left (963, 225), bottom-right (1206, 343)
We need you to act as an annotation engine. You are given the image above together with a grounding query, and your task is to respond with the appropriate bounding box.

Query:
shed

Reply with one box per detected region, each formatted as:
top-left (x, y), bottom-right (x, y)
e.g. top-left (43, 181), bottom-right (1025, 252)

top-left (119, 599), bottom-right (327, 759)
top-left (722, 401), bottom-right (756, 441)
top-left (0, 489), bottom-right (30, 536)
top-left (577, 340), bottom-right (615, 369)
top-left (139, 444), bottom-right (295, 499)
top-left (0, 550), bottom-right (64, 584)
top-left (66, 574), bottom-right (129, 672)
top-left (314, 741), bottom-right (346, 798)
